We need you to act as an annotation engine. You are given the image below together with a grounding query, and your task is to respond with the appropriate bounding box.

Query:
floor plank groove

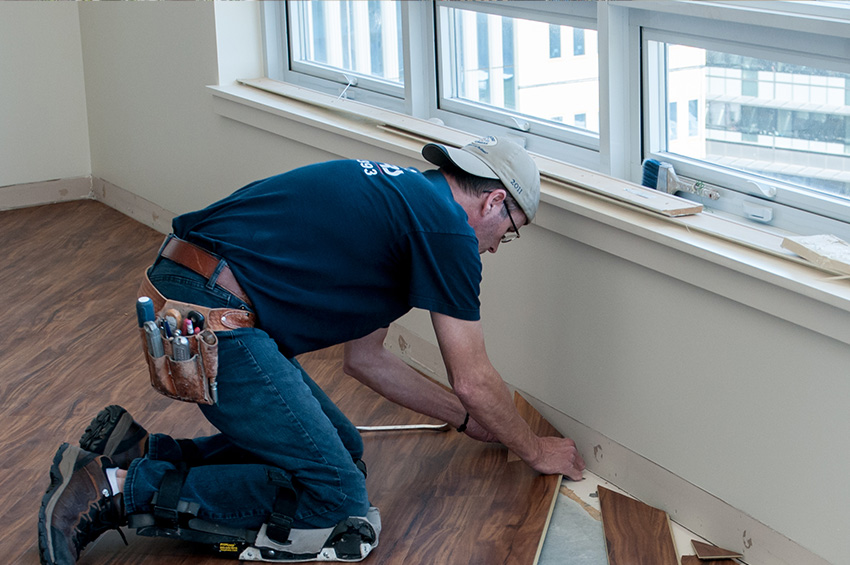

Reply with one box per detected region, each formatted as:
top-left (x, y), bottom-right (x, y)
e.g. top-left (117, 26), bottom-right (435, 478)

top-left (2, 200), bottom-right (558, 564)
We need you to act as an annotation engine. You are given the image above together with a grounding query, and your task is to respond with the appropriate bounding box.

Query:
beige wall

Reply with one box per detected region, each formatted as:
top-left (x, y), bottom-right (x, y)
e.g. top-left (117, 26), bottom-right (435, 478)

top-left (0, 3), bottom-right (90, 189)
top-left (3, 3), bottom-right (849, 564)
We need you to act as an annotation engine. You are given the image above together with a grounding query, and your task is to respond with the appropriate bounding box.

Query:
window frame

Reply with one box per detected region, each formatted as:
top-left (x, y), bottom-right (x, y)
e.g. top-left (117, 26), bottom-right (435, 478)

top-left (262, 0), bottom-right (602, 170)
top-left (262, 1), bottom-right (410, 114)
top-left (633, 2), bottom-right (850, 238)
top-left (431, 0), bottom-right (600, 165)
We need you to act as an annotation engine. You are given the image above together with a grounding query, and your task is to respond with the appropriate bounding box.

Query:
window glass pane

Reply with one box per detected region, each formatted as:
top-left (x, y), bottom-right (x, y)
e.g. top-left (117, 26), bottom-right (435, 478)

top-left (549, 24), bottom-right (561, 59)
top-left (668, 101), bottom-right (678, 141)
top-left (443, 7), bottom-right (599, 134)
top-left (661, 41), bottom-right (850, 201)
top-left (289, 0), bottom-right (403, 85)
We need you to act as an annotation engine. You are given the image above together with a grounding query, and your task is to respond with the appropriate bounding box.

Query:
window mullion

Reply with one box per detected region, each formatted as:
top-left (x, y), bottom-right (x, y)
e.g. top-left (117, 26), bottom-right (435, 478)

top-left (597, 2), bottom-right (634, 180)
top-left (402, 1), bottom-right (436, 120)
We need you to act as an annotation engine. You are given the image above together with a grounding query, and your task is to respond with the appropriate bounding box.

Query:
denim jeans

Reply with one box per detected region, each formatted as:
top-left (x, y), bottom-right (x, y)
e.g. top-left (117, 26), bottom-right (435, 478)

top-left (124, 254), bottom-right (369, 530)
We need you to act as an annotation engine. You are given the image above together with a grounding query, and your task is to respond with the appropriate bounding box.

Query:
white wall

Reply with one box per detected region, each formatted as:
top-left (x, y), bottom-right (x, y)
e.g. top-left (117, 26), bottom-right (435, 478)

top-left (0, 3), bottom-right (90, 189)
top-left (5, 3), bottom-right (849, 564)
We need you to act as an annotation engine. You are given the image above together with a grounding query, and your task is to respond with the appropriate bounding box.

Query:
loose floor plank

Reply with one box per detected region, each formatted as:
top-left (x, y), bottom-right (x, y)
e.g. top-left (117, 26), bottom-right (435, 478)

top-left (598, 486), bottom-right (679, 565)
top-left (3, 200), bottom-right (560, 565)
top-left (691, 539), bottom-right (743, 560)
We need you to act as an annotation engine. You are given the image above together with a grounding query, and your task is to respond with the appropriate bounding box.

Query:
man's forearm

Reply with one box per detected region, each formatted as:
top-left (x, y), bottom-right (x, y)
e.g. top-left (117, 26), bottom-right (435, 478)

top-left (451, 364), bottom-right (542, 463)
top-left (343, 334), bottom-right (467, 428)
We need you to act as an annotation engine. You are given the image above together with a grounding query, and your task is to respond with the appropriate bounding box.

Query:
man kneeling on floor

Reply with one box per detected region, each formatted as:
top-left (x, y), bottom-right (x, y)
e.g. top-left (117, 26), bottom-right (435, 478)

top-left (38, 136), bottom-right (586, 564)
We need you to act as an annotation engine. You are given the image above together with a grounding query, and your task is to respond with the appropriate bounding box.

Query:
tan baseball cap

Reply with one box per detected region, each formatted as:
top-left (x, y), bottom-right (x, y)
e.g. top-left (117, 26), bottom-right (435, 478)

top-left (422, 136), bottom-right (541, 222)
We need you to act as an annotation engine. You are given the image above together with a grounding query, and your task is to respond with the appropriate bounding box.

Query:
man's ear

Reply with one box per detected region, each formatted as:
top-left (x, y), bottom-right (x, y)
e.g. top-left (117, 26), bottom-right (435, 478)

top-left (482, 189), bottom-right (506, 216)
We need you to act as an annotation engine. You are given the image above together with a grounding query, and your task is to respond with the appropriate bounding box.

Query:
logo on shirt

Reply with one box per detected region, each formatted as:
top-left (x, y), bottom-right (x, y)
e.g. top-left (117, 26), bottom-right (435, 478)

top-left (357, 159), bottom-right (416, 177)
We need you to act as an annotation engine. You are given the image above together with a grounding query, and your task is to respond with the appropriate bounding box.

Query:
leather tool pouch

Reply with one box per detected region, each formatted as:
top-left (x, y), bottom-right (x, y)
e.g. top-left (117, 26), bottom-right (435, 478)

top-left (140, 299), bottom-right (219, 405)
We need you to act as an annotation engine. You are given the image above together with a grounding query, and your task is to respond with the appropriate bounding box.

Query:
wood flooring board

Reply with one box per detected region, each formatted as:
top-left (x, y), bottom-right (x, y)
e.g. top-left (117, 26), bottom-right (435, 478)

top-left (681, 556), bottom-right (738, 565)
top-left (598, 486), bottom-right (679, 565)
top-left (3, 201), bottom-right (558, 565)
top-left (691, 539), bottom-right (743, 559)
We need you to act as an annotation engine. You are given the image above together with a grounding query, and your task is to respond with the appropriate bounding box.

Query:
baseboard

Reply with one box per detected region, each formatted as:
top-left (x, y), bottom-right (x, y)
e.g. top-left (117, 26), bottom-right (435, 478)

top-left (0, 177), bottom-right (93, 211)
top-left (91, 177), bottom-right (173, 235)
top-left (1, 176), bottom-right (175, 235)
top-left (385, 322), bottom-right (830, 565)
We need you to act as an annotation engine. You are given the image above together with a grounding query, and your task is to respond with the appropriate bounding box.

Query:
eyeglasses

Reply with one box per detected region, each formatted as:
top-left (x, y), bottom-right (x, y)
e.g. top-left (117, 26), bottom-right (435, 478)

top-left (501, 202), bottom-right (521, 244)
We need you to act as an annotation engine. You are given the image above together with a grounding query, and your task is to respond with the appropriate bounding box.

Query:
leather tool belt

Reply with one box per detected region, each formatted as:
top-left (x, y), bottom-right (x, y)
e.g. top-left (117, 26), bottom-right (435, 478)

top-left (136, 237), bottom-right (256, 405)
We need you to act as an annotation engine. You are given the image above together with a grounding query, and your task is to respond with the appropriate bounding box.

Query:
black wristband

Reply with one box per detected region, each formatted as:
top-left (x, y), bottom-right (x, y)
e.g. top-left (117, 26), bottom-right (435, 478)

top-left (456, 412), bottom-right (470, 433)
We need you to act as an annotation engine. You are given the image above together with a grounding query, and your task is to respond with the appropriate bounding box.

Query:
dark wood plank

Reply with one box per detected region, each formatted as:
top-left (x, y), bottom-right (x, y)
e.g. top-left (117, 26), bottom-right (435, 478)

top-left (3, 200), bottom-right (559, 565)
top-left (598, 486), bottom-right (679, 565)
top-left (682, 556), bottom-right (738, 565)
top-left (691, 539), bottom-right (742, 560)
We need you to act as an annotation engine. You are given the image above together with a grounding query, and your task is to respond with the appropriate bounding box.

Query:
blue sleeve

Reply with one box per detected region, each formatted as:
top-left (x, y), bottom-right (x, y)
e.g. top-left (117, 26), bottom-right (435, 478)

top-left (406, 231), bottom-right (481, 321)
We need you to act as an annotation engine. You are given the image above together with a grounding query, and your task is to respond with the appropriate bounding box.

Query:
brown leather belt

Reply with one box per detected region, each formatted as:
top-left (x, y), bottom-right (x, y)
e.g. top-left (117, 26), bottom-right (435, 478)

top-left (160, 236), bottom-right (252, 306)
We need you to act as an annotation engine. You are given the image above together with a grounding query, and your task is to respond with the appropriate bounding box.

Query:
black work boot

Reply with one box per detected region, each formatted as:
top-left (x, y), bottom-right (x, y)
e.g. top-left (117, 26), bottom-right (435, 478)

top-left (38, 443), bottom-right (127, 565)
top-left (79, 405), bottom-right (148, 469)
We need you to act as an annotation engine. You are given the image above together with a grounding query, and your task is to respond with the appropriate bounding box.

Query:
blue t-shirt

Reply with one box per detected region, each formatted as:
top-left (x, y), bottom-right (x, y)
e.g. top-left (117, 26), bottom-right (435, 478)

top-left (172, 159), bottom-right (482, 356)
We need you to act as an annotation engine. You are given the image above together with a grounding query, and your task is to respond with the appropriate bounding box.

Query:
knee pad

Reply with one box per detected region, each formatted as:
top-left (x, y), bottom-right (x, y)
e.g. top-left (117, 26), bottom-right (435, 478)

top-left (243, 506), bottom-right (381, 563)
top-left (126, 464), bottom-right (378, 562)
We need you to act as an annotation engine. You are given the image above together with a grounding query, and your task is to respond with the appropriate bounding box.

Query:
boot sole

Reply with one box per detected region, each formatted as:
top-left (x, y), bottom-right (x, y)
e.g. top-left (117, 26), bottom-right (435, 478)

top-left (79, 405), bottom-right (133, 457)
top-left (38, 443), bottom-right (80, 565)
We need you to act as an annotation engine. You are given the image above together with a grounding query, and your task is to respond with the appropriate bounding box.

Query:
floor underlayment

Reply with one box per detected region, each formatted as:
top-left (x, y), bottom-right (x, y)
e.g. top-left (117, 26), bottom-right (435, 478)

top-left (539, 470), bottom-right (715, 565)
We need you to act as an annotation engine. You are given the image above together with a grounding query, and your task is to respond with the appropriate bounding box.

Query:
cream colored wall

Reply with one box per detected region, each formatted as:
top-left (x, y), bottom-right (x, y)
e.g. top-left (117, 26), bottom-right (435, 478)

top-left (0, 3), bottom-right (90, 189)
top-left (78, 1), bottom-right (330, 216)
top-left (5, 3), bottom-right (849, 564)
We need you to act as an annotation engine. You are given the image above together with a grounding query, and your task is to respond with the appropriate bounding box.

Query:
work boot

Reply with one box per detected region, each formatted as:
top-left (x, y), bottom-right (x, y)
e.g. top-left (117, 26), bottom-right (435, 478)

top-left (38, 443), bottom-right (127, 565)
top-left (79, 405), bottom-right (148, 469)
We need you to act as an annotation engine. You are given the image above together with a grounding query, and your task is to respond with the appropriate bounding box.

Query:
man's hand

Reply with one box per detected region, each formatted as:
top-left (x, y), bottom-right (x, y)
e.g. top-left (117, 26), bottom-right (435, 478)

top-left (529, 436), bottom-right (586, 481)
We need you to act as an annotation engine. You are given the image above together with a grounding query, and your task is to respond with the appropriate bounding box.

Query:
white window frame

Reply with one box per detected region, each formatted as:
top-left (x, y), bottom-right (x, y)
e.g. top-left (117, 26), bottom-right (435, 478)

top-left (630, 1), bottom-right (850, 239)
top-left (432, 0), bottom-right (599, 165)
top-left (263, 1), bottom-right (409, 114)
top-left (261, 0), bottom-right (601, 170)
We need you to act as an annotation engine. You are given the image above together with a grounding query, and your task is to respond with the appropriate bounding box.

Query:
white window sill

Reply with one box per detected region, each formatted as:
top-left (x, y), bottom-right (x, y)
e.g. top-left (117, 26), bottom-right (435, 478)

top-left (208, 80), bottom-right (850, 346)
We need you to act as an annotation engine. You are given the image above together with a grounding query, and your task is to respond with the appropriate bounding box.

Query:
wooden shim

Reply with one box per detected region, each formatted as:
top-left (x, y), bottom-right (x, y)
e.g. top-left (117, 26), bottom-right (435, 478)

top-left (598, 486), bottom-right (679, 565)
top-left (507, 391), bottom-right (563, 463)
top-left (692, 539), bottom-right (743, 560)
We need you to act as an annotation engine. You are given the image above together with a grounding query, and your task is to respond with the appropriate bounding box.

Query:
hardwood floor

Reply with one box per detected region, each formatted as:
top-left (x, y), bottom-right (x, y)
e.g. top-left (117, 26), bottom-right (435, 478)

top-left (598, 486), bottom-right (679, 565)
top-left (2, 200), bottom-right (558, 565)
